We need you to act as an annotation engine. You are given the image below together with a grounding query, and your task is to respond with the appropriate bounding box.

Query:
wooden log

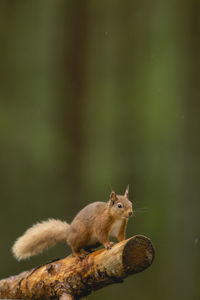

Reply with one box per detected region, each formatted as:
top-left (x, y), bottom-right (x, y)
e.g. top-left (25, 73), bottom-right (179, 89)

top-left (0, 235), bottom-right (155, 299)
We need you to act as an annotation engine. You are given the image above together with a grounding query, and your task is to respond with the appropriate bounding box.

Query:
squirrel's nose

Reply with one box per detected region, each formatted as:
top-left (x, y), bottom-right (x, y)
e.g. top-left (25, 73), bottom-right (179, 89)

top-left (129, 211), bottom-right (133, 217)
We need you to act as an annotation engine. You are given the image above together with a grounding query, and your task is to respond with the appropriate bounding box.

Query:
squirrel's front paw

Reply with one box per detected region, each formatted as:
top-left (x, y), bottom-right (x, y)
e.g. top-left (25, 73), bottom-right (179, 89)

top-left (105, 242), bottom-right (115, 250)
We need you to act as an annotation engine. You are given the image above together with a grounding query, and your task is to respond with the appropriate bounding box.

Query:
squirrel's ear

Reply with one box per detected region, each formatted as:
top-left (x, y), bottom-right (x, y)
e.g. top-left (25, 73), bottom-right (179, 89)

top-left (109, 191), bottom-right (117, 205)
top-left (124, 184), bottom-right (129, 198)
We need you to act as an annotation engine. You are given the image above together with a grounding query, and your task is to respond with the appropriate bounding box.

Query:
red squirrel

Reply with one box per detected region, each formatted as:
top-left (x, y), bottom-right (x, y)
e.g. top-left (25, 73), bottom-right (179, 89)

top-left (12, 186), bottom-right (133, 260)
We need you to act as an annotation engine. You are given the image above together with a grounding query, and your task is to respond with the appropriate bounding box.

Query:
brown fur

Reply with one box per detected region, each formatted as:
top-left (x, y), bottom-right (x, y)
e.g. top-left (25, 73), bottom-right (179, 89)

top-left (12, 189), bottom-right (133, 260)
top-left (117, 219), bottom-right (127, 241)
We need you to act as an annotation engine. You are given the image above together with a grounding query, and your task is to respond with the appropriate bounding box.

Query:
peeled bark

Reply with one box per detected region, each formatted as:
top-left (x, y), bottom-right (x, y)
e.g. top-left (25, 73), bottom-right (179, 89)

top-left (0, 235), bottom-right (155, 299)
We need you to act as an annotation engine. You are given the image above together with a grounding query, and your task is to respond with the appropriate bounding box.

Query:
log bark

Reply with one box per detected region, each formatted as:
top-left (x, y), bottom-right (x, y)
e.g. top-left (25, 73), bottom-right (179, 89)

top-left (0, 235), bottom-right (155, 299)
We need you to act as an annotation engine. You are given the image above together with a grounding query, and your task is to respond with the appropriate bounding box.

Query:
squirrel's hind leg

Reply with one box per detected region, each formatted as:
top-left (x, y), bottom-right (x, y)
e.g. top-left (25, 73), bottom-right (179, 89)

top-left (70, 234), bottom-right (90, 259)
top-left (68, 222), bottom-right (91, 259)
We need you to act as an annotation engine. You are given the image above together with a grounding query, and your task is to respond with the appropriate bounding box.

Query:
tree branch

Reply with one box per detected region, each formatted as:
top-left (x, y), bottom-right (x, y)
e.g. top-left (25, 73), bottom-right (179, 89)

top-left (0, 235), bottom-right (155, 299)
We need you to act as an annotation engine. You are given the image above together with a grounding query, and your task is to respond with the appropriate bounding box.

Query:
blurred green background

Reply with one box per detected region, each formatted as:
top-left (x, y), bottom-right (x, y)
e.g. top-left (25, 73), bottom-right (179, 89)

top-left (0, 1), bottom-right (200, 299)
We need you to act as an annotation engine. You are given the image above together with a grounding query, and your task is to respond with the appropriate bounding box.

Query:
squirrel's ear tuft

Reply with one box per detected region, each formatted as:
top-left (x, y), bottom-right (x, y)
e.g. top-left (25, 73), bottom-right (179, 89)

top-left (124, 184), bottom-right (129, 198)
top-left (109, 191), bottom-right (117, 205)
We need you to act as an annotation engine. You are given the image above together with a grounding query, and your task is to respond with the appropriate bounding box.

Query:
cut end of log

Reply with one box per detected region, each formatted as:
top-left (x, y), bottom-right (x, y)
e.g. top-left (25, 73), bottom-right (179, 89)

top-left (122, 235), bottom-right (155, 275)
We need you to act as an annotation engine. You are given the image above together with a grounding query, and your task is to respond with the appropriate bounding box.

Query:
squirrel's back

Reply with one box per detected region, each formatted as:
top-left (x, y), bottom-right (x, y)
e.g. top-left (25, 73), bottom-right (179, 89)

top-left (71, 202), bottom-right (107, 226)
top-left (12, 219), bottom-right (69, 260)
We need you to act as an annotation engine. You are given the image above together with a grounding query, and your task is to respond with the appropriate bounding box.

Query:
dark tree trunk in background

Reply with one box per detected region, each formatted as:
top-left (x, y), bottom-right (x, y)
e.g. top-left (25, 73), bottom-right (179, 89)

top-left (185, 1), bottom-right (200, 298)
top-left (58, 2), bottom-right (89, 206)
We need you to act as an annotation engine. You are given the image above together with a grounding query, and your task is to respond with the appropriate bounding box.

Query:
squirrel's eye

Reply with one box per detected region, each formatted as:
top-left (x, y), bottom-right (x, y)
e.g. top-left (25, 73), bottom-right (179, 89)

top-left (118, 203), bottom-right (122, 208)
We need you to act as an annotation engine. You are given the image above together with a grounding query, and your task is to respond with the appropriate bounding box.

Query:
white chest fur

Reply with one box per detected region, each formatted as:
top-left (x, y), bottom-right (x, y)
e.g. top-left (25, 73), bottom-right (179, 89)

top-left (109, 219), bottom-right (123, 237)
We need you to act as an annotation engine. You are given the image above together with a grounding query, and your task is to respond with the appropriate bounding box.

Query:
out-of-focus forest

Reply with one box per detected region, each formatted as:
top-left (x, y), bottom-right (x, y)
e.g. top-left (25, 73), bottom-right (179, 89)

top-left (0, 1), bottom-right (200, 299)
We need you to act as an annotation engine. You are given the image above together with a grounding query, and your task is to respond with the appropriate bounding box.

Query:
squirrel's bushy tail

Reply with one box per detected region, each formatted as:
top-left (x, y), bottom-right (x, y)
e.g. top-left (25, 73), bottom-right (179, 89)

top-left (12, 219), bottom-right (70, 260)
